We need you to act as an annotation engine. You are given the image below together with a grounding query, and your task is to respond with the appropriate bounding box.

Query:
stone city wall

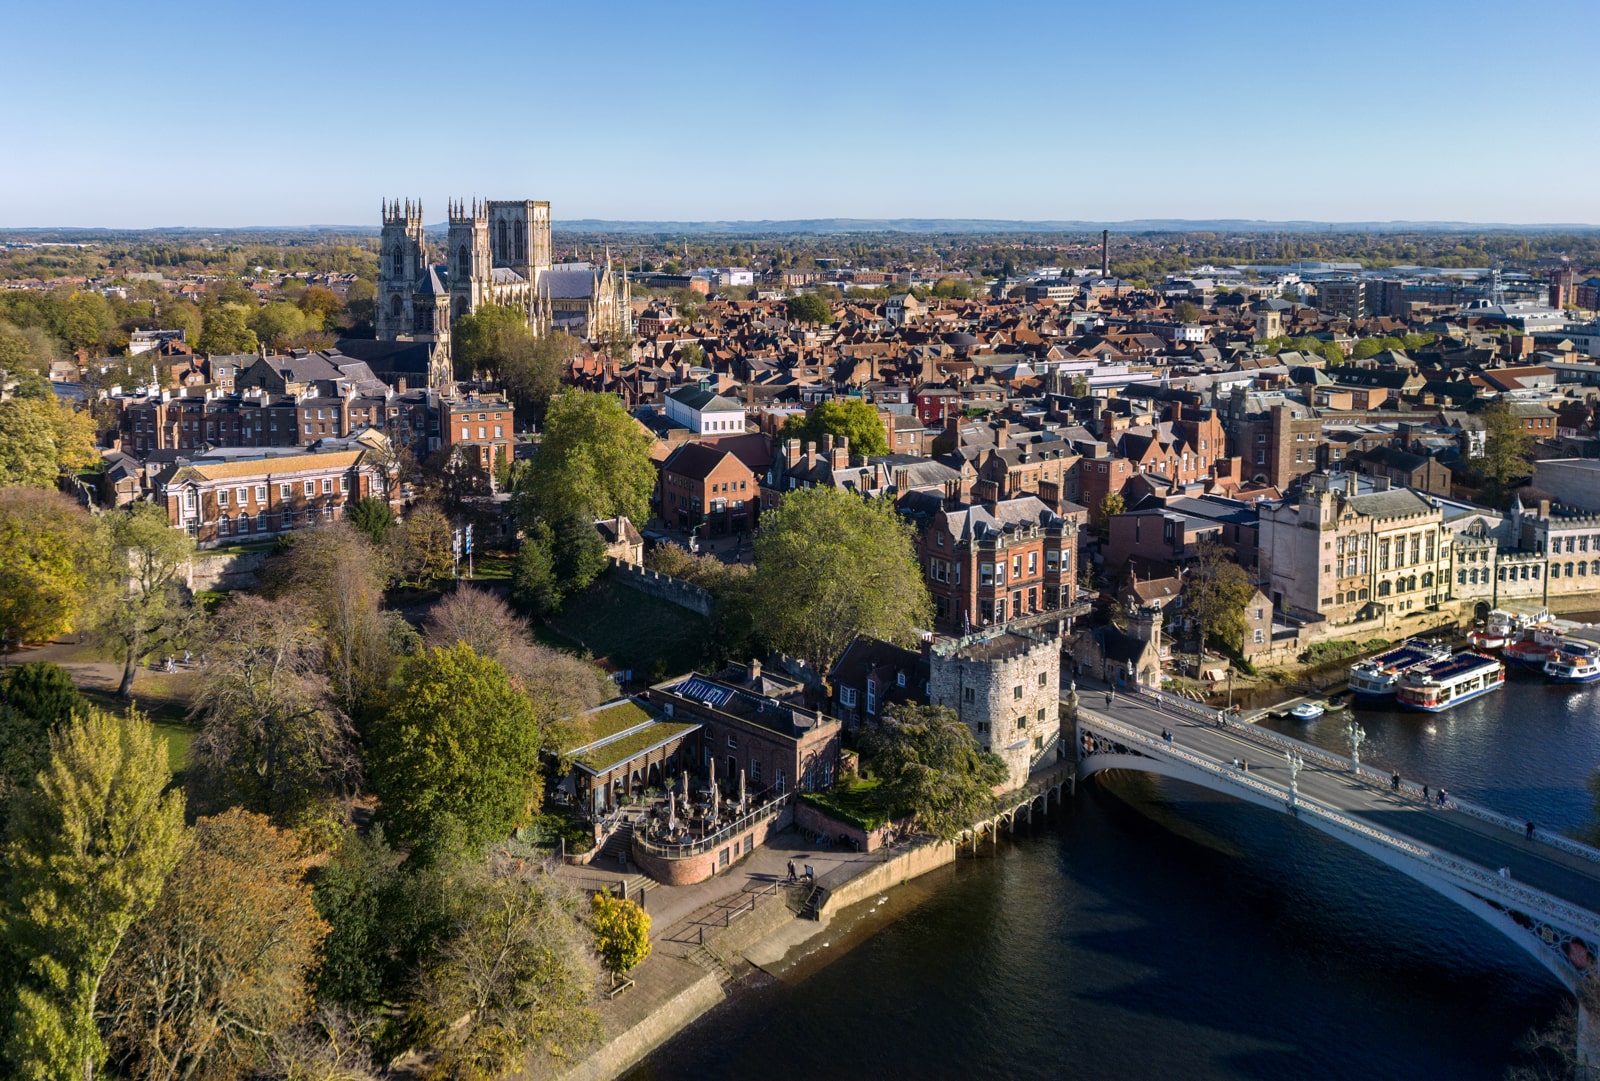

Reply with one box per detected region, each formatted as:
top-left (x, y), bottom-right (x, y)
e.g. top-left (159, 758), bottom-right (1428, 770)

top-left (607, 558), bottom-right (713, 618)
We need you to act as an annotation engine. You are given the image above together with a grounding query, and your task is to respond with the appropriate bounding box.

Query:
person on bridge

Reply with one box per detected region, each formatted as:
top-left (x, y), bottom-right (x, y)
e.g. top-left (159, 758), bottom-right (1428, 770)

top-left (1391, 770), bottom-right (1400, 791)
top-left (1423, 784), bottom-right (1430, 803)
top-left (1526, 821), bottom-right (1536, 840)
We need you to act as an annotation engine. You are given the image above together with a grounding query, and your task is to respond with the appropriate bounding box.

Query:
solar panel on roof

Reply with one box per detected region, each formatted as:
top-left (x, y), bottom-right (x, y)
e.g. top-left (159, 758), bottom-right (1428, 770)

top-left (672, 676), bottom-right (732, 708)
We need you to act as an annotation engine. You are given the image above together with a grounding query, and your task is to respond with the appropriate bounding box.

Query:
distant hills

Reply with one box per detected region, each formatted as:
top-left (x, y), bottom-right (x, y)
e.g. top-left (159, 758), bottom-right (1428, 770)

top-left (4, 218), bottom-right (1599, 239)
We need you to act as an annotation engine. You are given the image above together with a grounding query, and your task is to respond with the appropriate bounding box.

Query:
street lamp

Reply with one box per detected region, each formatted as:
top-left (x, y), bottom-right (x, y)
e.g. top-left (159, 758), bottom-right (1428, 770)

top-left (1286, 750), bottom-right (1304, 813)
top-left (1347, 720), bottom-right (1366, 772)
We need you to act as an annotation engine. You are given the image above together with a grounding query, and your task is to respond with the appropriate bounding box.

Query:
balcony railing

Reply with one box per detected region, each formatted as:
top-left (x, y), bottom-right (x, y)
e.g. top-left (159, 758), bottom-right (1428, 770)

top-left (633, 795), bottom-right (792, 859)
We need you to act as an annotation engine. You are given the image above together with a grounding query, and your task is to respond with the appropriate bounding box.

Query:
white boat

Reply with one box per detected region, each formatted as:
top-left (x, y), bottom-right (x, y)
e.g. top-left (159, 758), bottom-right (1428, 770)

top-left (1347, 639), bottom-right (1453, 700)
top-left (1545, 642), bottom-right (1600, 684)
top-left (1468, 609), bottom-right (1521, 651)
top-left (1396, 653), bottom-right (1505, 713)
top-left (1289, 701), bottom-right (1325, 720)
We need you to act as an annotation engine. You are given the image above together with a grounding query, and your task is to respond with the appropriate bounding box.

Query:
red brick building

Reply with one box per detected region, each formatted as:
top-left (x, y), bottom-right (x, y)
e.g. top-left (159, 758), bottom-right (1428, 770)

top-left (441, 392), bottom-right (514, 476)
top-left (658, 441), bottom-right (759, 535)
top-left (916, 495), bottom-right (1083, 632)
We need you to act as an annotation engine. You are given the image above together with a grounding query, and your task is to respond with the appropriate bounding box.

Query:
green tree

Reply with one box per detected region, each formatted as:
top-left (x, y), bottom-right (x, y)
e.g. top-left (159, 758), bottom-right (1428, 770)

top-left (785, 293), bottom-right (833, 325)
top-left (368, 643), bottom-right (545, 859)
top-left (297, 285), bottom-right (344, 330)
top-left (1183, 540), bottom-right (1255, 655)
top-left (1479, 401), bottom-right (1535, 508)
top-left (310, 827), bottom-right (407, 1010)
top-left (861, 703), bottom-right (1008, 842)
top-left (249, 302), bottom-right (314, 351)
top-left (779, 398), bottom-right (889, 457)
top-left (345, 496), bottom-right (396, 547)
top-left (408, 863), bottom-right (599, 1081)
top-left (90, 502), bottom-right (197, 698)
top-left (394, 505), bottom-right (455, 588)
top-left (0, 396), bottom-right (99, 488)
top-left (101, 808), bottom-right (330, 1081)
top-left (931, 278), bottom-right (972, 300)
top-left (510, 526), bottom-right (560, 617)
top-left (749, 487), bottom-right (931, 678)
top-left (1173, 300), bottom-right (1201, 323)
top-left (1351, 337), bottom-right (1385, 360)
top-left (450, 304), bottom-right (529, 379)
top-left (196, 304), bottom-right (259, 355)
top-left (0, 664), bottom-right (88, 834)
top-left (1, 707), bottom-right (186, 1081)
top-left (0, 487), bottom-right (102, 645)
top-left (521, 390), bottom-right (655, 525)
top-left (1095, 490), bottom-right (1125, 529)
top-left (589, 892), bottom-right (650, 986)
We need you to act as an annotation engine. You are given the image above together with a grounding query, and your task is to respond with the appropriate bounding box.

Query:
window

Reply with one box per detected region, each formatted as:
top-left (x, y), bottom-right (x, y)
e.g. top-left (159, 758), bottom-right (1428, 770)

top-left (963, 687), bottom-right (975, 703)
top-left (216, 489), bottom-right (229, 507)
top-left (1013, 685), bottom-right (1023, 700)
top-left (255, 484), bottom-right (267, 501)
top-left (339, 476), bottom-right (348, 492)
top-left (478, 426), bottom-right (486, 439)
top-left (751, 760), bottom-right (761, 783)
top-left (280, 483), bottom-right (292, 499)
top-left (840, 686), bottom-right (857, 708)
top-left (1253, 628), bottom-right (1264, 644)
top-left (218, 515), bottom-right (231, 536)
top-left (1039, 672), bottom-right (1048, 687)
top-left (304, 480), bottom-right (314, 496)
top-left (460, 426), bottom-right (470, 440)
top-left (726, 735), bottom-right (737, 749)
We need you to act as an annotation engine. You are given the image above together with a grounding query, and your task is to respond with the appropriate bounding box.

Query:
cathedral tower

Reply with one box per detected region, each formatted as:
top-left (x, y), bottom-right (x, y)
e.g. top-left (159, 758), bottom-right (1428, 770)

top-left (446, 198), bottom-right (492, 322)
top-left (376, 198), bottom-right (426, 341)
top-left (486, 199), bottom-right (551, 282)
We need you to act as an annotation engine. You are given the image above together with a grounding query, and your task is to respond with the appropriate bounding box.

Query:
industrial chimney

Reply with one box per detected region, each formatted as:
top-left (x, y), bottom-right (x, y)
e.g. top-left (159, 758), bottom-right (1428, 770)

top-left (1100, 230), bottom-right (1109, 278)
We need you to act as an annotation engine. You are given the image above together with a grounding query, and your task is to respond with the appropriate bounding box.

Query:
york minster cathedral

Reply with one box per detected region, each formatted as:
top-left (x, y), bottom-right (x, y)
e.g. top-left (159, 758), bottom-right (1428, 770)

top-left (374, 197), bottom-right (629, 386)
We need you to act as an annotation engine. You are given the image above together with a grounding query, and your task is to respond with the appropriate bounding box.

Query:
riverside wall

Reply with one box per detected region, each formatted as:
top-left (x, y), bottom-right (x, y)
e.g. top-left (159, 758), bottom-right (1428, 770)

top-left (556, 964), bottom-right (724, 1081)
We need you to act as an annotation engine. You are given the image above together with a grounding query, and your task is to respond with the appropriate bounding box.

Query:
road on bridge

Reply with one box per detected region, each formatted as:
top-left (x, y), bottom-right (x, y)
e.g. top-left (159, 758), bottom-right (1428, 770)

top-left (1072, 686), bottom-right (1600, 915)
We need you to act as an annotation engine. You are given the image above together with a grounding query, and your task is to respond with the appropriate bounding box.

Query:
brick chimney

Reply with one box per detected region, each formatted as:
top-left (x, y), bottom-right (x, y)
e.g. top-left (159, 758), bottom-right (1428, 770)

top-left (749, 657), bottom-right (762, 683)
top-left (995, 419), bottom-right (1011, 448)
top-left (785, 439), bottom-right (802, 468)
top-left (831, 435), bottom-right (849, 470)
top-left (805, 440), bottom-right (817, 469)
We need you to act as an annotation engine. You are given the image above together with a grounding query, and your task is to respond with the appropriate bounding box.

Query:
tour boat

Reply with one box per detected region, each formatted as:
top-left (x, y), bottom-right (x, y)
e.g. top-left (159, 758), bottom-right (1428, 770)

top-left (1289, 701), bottom-right (1325, 720)
top-left (1396, 653), bottom-right (1505, 712)
top-left (1468, 609), bottom-right (1521, 651)
top-left (1503, 624), bottom-right (1567, 667)
top-left (1545, 643), bottom-right (1600, 685)
top-left (1346, 639), bottom-right (1454, 701)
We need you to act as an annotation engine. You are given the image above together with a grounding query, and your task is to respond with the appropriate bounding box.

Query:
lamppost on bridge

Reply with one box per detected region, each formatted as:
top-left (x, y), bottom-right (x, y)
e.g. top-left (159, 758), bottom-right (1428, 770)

top-left (1286, 750), bottom-right (1304, 815)
top-left (1347, 720), bottom-right (1367, 773)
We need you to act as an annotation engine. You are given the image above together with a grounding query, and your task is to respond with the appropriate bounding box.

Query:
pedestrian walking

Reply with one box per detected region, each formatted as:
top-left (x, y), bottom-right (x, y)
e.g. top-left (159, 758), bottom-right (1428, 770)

top-left (786, 860), bottom-right (796, 882)
top-left (1526, 821), bottom-right (1536, 840)
top-left (1391, 770), bottom-right (1400, 791)
top-left (1105, 691), bottom-right (1113, 708)
top-left (1438, 788), bottom-right (1448, 806)
top-left (1423, 784), bottom-right (1430, 802)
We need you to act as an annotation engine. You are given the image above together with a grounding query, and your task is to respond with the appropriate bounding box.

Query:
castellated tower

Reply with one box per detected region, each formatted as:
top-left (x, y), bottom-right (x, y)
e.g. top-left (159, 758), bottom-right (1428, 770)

top-left (446, 198), bottom-right (492, 322)
top-left (929, 627), bottom-right (1062, 790)
top-left (486, 199), bottom-right (551, 280)
top-left (376, 198), bottom-right (426, 342)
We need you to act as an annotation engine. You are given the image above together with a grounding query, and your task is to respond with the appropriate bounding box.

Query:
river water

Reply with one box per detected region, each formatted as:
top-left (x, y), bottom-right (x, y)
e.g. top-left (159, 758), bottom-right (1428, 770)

top-left (627, 666), bottom-right (1600, 1080)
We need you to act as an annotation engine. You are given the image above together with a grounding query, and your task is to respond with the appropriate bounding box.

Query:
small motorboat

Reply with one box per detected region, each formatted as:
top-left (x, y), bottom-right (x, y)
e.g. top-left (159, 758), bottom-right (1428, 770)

top-left (1289, 701), bottom-right (1326, 720)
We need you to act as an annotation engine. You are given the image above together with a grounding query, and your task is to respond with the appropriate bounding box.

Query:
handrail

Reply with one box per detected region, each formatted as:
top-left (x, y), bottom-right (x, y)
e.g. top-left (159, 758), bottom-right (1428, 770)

top-left (1081, 714), bottom-right (1600, 942)
top-left (1124, 686), bottom-right (1600, 867)
top-left (634, 795), bottom-right (792, 858)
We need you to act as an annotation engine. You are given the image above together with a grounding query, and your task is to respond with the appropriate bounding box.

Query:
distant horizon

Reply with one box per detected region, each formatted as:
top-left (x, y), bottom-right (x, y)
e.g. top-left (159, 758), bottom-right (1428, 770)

top-left (5, 216), bottom-right (1600, 237)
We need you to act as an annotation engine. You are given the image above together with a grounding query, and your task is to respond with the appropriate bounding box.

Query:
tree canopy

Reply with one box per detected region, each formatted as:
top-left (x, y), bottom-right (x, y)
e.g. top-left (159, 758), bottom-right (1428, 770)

top-left (1, 707), bottom-right (186, 1081)
top-left (520, 389), bottom-right (655, 526)
top-left (0, 663), bottom-right (88, 834)
top-left (368, 643), bottom-right (546, 859)
top-left (89, 501), bottom-right (197, 697)
top-left (1182, 540), bottom-right (1256, 654)
top-left (1478, 401), bottom-right (1535, 508)
top-left (0, 394), bottom-right (99, 489)
top-left (452, 308), bottom-right (580, 423)
top-left (590, 892), bottom-right (650, 981)
top-left (860, 703), bottom-right (1008, 842)
top-left (779, 398), bottom-right (889, 457)
top-left (0, 487), bottom-right (102, 646)
top-left (785, 293), bottom-right (833, 325)
top-left (749, 487), bottom-right (931, 677)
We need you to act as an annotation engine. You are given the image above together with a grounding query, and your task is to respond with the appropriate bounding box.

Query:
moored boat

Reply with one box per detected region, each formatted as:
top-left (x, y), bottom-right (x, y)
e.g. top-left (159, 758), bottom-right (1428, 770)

top-left (1396, 652), bottom-right (1505, 712)
top-left (1545, 643), bottom-right (1600, 684)
top-left (1468, 609), bottom-right (1522, 651)
top-left (1347, 639), bottom-right (1453, 700)
top-left (1504, 623), bottom-right (1567, 667)
top-left (1289, 701), bottom-right (1326, 720)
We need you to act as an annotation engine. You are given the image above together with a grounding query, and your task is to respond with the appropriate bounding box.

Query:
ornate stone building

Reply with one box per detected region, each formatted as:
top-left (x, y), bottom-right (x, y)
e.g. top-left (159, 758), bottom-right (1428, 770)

top-left (929, 627), bottom-right (1061, 789)
top-left (375, 197), bottom-right (630, 388)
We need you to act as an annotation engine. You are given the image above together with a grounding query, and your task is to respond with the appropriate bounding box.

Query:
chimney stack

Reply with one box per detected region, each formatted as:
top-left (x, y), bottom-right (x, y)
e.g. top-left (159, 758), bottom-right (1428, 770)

top-left (1101, 230), bottom-right (1110, 277)
top-left (785, 438), bottom-right (802, 468)
top-left (749, 658), bottom-right (761, 683)
top-left (805, 440), bottom-right (817, 468)
top-left (831, 435), bottom-right (849, 470)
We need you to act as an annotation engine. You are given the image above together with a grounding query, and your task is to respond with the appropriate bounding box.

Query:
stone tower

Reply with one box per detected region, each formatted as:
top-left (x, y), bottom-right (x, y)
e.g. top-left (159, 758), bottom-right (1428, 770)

top-left (376, 198), bottom-right (426, 341)
top-left (929, 627), bottom-right (1062, 790)
top-left (486, 199), bottom-right (551, 282)
top-left (446, 198), bottom-right (492, 323)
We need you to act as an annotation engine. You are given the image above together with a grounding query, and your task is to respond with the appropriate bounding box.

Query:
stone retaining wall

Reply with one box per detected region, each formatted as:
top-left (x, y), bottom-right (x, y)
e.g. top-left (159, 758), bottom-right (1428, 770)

top-left (815, 840), bottom-right (958, 917)
top-left (631, 804), bottom-right (794, 886)
top-left (556, 964), bottom-right (724, 1081)
top-left (607, 558), bottom-right (712, 617)
top-left (794, 800), bottom-right (891, 853)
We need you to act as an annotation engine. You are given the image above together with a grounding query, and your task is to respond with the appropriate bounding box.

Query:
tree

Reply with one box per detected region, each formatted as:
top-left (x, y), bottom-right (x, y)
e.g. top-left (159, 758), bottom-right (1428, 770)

top-left (249, 302), bottom-right (314, 352)
top-left (187, 594), bottom-right (360, 828)
top-left (860, 704), bottom-right (1008, 842)
top-left (310, 827), bottom-right (406, 1010)
top-left (345, 496), bottom-right (395, 547)
top-left (1183, 540), bottom-right (1255, 655)
top-left (297, 286), bottom-right (344, 331)
top-left (0, 663), bottom-right (88, 833)
top-left (1174, 300), bottom-right (1201, 323)
top-left (521, 390), bottom-right (655, 526)
top-left (1094, 490), bottom-right (1125, 529)
top-left (779, 398), bottom-right (889, 457)
top-left (1479, 401), bottom-right (1534, 508)
top-left (589, 893), bottom-right (650, 986)
top-left (0, 395), bottom-right (98, 488)
top-left (785, 294), bottom-right (832, 325)
top-left (408, 863), bottom-right (599, 1080)
top-left (368, 643), bottom-right (545, 858)
top-left (422, 586), bottom-right (612, 719)
top-left (749, 488), bottom-right (931, 678)
top-left (102, 809), bottom-right (330, 1081)
top-left (1070, 374), bottom-right (1090, 399)
top-left (393, 505), bottom-right (455, 588)
top-left (0, 487), bottom-right (102, 645)
top-left (510, 527), bottom-right (560, 617)
top-left (1, 707), bottom-right (186, 1081)
top-left (90, 502), bottom-right (197, 698)
top-left (196, 304), bottom-right (259, 356)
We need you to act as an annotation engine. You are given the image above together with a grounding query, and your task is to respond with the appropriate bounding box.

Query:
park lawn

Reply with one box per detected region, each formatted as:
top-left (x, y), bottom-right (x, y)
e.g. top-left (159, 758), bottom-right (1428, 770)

top-left (801, 775), bottom-right (889, 831)
top-left (545, 573), bottom-right (710, 680)
top-left (466, 550), bottom-right (516, 582)
top-left (80, 687), bottom-right (197, 775)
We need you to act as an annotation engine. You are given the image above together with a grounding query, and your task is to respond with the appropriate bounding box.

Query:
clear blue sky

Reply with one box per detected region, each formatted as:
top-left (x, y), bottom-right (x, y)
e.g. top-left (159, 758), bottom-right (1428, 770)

top-left (5, 0), bottom-right (1597, 228)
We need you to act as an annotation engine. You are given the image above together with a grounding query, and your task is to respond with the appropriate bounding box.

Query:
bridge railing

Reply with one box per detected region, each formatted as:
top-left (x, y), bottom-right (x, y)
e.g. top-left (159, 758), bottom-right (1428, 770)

top-left (1081, 713), bottom-right (1600, 943)
top-left (1126, 686), bottom-right (1600, 868)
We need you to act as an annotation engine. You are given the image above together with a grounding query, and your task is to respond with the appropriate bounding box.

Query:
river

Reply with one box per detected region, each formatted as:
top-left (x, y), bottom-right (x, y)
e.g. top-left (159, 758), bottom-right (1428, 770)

top-left (625, 665), bottom-right (1597, 1080)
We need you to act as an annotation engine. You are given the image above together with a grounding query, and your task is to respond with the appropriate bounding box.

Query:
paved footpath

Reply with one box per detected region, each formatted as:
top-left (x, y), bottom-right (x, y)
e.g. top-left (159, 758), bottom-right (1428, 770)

top-left (1074, 681), bottom-right (1600, 914)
